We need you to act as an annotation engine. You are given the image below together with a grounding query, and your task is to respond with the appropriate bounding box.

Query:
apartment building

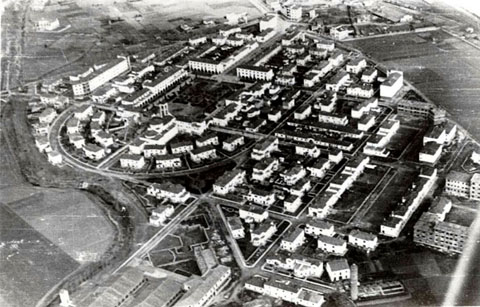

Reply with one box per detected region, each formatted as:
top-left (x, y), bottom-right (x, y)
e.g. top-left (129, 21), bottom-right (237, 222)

top-left (348, 229), bottom-right (378, 251)
top-left (317, 235), bottom-right (347, 255)
top-left (346, 57), bottom-right (367, 74)
top-left (190, 146), bottom-right (217, 163)
top-left (236, 65), bottom-right (274, 81)
top-left (245, 277), bottom-right (325, 307)
top-left (284, 194), bottom-right (302, 213)
top-left (147, 182), bottom-right (190, 203)
top-left (252, 157), bottom-right (279, 182)
top-left (246, 188), bottom-right (276, 206)
top-left (361, 67), bottom-right (378, 83)
top-left (156, 154), bottom-right (182, 169)
top-left (281, 228), bottom-right (305, 252)
top-left (176, 265), bottom-right (231, 307)
top-left (119, 154), bottom-right (146, 170)
top-left (70, 57), bottom-right (130, 97)
top-left (222, 135), bottom-right (244, 152)
top-left (143, 67), bottom-right (188, 97)
top-left (419, 142), bottom-right (443, 164)
top-left (83, 144), bottom-right (106, 161)
top-left (213, 169), bottom-right (246, 195)
top-left (266, 255), bottom-right (323, 278)
top-left (326, 259), bottom-right (350, 282)
top-left (305, 219), bottom-right (335, 237)
top-left (251, 222), bottom-right (277, 246)
top-left (380, 70), bottom-right (403, 98)
top-left (251, 138), bottom-right (278, 160)
top-left (227, 216), bottom-right (245, 239)
top-left (195, 134), bottom-right (218, 148)
top-left (445, 171), bottom-right (471, 198)
top-left (239, 205), bottom-right (269, 223)
top-left (414, 197), bottom-right (473, 254)
top-left (397, 99), bottom-right (446, 124)
top-left (295, 143), bottom-right (321, 158)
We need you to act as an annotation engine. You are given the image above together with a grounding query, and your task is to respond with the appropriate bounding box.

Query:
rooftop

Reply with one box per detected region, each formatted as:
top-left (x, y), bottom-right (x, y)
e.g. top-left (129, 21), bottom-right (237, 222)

top-left (349, 229), bottom-right (377, 241)
top-left (318, 234), bottom-right (346, 246)
top-left (327, 258), bottom-right (349, 272)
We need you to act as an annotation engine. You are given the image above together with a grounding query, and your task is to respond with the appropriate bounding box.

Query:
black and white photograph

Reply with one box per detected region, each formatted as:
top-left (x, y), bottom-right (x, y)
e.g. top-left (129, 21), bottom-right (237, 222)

top-left (1, 0), bottom-right (479, 306)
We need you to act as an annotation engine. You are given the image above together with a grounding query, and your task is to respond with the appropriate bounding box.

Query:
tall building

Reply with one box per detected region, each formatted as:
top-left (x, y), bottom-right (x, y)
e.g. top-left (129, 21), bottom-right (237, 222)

top-left (414, 197), bottom-right (473, 254)
top-left (444, 171), bottom-right (480, 200)
top-left (70, 56), bottom-right (130, 97)
top-left (470, 173), bottom-right (480, 201)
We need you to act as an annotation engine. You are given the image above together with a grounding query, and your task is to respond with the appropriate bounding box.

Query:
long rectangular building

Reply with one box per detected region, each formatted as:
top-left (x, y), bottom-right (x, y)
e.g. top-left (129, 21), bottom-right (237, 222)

top-left (70, 57), bottom-right (130, 97)
top-left (236, 65), bottom-right (274, 81)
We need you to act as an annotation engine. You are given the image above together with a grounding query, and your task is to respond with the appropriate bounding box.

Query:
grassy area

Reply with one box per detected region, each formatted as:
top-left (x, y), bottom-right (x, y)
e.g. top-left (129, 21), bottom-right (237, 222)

top-left (387, 126), bottom-right (422, 159)
top-left (151, 234), bottom-right (183, 252)
top-left (329, 166), bottom-right (390, 224)
top-left (162, 259), bottom-right (202, 277)
top-left (5, 188), bottom-right (115, 263)
top-left (0, 206), bottom-right (79, 307)
top-left (149, 250), bottom-right (175, 266)
top-left (362, 168), bottom-right (418, 232)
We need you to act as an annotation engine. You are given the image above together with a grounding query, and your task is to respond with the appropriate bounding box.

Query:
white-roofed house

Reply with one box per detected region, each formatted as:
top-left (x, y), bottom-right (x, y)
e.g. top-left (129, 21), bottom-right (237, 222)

top-left (317, 235), bottom-right (347, 255)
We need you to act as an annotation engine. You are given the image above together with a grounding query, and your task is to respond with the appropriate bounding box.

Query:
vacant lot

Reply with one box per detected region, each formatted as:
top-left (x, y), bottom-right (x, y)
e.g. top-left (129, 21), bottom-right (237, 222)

top-left (361, 168), bottom-right (418, 232)
top-left (0, 205), bottom-right (79, 307)
top-left (2, 187), bottom-right (115, 263)
top-left (347, 30), bottom-right (480, 142)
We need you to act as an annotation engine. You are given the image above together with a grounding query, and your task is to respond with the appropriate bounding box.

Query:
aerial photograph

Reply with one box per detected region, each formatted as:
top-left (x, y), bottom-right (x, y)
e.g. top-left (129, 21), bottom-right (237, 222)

top-left (1, 0), bottom-right (479, 306)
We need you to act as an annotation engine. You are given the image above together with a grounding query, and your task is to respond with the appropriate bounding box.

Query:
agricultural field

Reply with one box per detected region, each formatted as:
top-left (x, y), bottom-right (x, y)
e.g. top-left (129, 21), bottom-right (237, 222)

top-left (0, 205), bottom-right (79, 307)
top-left (3, 188), bottom-right (115, 262)
top-left (0, 185), bottom-right (116, 306)
top-left (347, 30), bottom-right (480, 142)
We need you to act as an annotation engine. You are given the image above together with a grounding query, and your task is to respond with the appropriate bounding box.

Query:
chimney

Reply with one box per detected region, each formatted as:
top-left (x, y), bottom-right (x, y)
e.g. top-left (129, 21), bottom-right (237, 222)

top-left (350, 263), bottom-right (358, 301)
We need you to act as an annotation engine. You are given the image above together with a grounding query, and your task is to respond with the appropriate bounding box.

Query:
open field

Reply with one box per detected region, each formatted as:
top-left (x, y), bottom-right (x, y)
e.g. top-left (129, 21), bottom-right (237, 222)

top-left (0, 205), bottom-right (79, 307)
top-left (347, 30), bottom-right (480, 142)
top-left (76, 0), bottom-right (262, 27)
top-left (2, 188), bottom-right (115, 263)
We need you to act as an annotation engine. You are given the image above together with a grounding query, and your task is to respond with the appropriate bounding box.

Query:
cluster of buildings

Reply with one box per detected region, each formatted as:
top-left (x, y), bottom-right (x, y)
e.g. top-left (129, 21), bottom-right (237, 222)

top-left (122, 115), bottom-right (242, 170)
top-left (245, 258), bottom-right (355, 306)
top-left (31, 104), bottom-right (63, 165)
top-left (82, 263), bottom-right (231, 307)
top-left (279, 219), bottom-right (378, 258)
top-left (245, 276), bottom-right (325, 307)
top-left (414, 197), bottom-right (474, 255)
top-left (308, 156), bottom-right (371, 220)
top-left (188, 23), bottom-right (279, 75)
top-left (380, 168), bottom-right (438, 238)
top-left (419, 123), bottom-right (457, 164)
top-left (363, 115), bottom-right (401, 157)
top-left (64, 104), bottom-right (117, 162)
